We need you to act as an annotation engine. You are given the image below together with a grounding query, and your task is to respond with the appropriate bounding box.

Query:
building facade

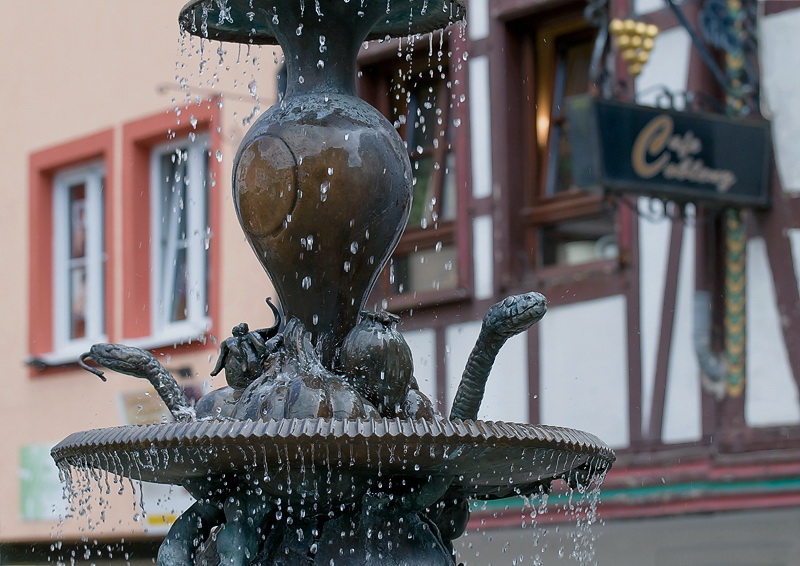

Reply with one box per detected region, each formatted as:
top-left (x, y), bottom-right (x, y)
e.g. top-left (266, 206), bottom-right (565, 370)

top-left (2, 0), bottom-right (800, 565)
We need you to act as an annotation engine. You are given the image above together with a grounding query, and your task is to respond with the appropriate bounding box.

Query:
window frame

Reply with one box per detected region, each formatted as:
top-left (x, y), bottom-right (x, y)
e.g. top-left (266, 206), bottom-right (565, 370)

top-left (148, 135), bottom-right (211, 344)
top-left (120, 100), bottom-right (221, 349)
top-left (51, 161), bottom-right (107, 358)
top-left (514, 12), bottom-right (623, 281)
top-left (358, 32), bottom-right (471, 310)
top-left (28, 129), bottom-right (115, 369)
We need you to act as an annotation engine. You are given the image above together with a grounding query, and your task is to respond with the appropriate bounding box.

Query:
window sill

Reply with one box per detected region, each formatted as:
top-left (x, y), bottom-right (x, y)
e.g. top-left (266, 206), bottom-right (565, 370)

top-left (124, 319), bottom-right (212, 351)
top-left (382, 286), bottom-right (470, 312)
top-left (27, 319), bottom-right (212, 371)
top-left (27, 337), bottom-right (108, 369)
top-left (524, 257), bottom-right (622, 288)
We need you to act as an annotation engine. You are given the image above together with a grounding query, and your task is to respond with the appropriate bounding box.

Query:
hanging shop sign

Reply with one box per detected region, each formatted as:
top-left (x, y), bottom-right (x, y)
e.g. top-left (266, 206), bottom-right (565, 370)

top-left (566, 95), bottom-right (771, 208)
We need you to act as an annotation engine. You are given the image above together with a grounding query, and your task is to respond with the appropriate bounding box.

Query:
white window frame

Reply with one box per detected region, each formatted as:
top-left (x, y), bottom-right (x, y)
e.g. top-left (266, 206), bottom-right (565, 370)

top-left (51, 161), bottom-right (106, 360)
top-left (148, 134), bottom-right (211, 345)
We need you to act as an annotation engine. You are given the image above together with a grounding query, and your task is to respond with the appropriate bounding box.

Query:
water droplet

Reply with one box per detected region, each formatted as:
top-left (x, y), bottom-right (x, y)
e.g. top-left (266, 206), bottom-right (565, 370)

top-left (350, 242), bottom-right (358, 254)
top-left (302, 276), bottom-right (312, 290)
top-left (296, 24), bottom-right (303, 35)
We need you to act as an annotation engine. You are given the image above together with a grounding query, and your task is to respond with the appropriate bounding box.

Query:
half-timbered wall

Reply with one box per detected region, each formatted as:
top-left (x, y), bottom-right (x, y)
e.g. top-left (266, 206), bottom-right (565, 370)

top-left (397, 0), bottom-right (800, 536)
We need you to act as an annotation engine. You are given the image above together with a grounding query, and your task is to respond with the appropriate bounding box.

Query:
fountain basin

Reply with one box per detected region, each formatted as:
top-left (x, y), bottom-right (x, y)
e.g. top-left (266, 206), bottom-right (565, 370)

top-left (52, 417), bottom-right (613, 506)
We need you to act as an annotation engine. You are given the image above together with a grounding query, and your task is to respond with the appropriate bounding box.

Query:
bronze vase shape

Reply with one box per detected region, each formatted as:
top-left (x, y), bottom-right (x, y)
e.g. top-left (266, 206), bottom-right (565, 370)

top-left (232, 3), bottom-right (413, 366)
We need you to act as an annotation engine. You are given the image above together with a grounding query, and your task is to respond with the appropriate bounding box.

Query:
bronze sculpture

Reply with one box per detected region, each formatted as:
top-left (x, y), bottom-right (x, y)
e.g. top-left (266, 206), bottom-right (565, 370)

top-left (53, 2), bottom-right (615, 565)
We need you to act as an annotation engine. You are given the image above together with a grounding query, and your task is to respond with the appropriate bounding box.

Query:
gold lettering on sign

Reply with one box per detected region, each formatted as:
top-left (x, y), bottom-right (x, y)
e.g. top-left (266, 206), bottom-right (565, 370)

top-left (631, 114), bottom-right (737, 193)
top-left (631, 115), bottom-right (671, 178)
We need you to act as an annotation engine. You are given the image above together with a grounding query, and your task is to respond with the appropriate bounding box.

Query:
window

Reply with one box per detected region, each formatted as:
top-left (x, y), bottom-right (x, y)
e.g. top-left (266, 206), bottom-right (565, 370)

top-left (360, 37), bottom-right (466, 304)
top-left (28, 129), bottom-right (114, 367)
top-left (391, 74), bottom-right (458, 295)
top-left (121, 101), bottom-right (220, 347)
top-left (52, 162), bottom-right (106, 356)
top-left (150, 137), bottom-right (210, 340)
top-left (519, 16), bottom-right (617, 271)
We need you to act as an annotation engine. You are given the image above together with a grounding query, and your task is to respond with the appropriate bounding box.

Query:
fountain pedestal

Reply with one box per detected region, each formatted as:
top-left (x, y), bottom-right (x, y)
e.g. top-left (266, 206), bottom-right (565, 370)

top-left (52, 2), bottom-right (615, 565)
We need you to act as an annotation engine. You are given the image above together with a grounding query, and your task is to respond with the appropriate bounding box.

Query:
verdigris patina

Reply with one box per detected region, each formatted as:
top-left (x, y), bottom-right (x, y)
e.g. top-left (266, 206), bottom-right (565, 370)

top-left (53, 2), bottom-right (615, 565)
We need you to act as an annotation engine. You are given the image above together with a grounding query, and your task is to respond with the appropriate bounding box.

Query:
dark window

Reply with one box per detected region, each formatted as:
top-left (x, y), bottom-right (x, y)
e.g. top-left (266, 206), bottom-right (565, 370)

top-left (520, 18), bottom-right (617, 271)
top-left (360, 38), bottom-right (464, 303)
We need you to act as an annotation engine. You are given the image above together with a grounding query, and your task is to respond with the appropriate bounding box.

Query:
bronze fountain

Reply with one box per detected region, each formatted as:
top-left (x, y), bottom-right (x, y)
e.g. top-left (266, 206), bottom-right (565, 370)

top-left (52, 2), bottom-right (615, 565)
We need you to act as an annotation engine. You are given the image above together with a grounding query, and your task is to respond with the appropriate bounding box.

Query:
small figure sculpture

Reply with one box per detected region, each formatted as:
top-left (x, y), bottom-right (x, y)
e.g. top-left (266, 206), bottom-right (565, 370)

top-left (210, 298), bottom-right (283, 389)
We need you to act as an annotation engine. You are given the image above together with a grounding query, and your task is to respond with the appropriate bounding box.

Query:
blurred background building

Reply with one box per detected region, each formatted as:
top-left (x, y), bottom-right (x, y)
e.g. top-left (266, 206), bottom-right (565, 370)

top-left (2, 1), bottom-right (800, 565)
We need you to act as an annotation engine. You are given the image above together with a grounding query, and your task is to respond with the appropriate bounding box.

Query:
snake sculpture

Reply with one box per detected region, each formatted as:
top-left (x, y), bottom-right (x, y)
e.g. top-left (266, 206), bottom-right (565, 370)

top-left (450, 291), bottom-right (547, 420)
top-left (77, 291), bottom-right (547, 566)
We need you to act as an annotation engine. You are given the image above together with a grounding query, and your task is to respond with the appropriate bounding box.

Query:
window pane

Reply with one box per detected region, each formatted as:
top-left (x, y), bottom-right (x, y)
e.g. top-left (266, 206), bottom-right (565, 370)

top-left (441, 152), bottom-right (457, 222)
top-left (395, 74), bottom-right (455, 228)
top-left (152, 139), bottom-right (210, 333)
top-left (409, 154), bottom-right (435, 227)
top-left (408, 81), bottom-right (442, 151)
top-left (159, 149), bottom-right (189, 324)
top-left (170, 246), bottom-right (189, 323)
top-left (546, 37), bottom-right (594, 196)
top-left (68, 184), bottom-right (87, 259)
top-left (538, 214), bottom-right (617, 267)
top-left (392, 245), bottom-right (458, 294)
top-left (69, 265), bottom-right (87, 340)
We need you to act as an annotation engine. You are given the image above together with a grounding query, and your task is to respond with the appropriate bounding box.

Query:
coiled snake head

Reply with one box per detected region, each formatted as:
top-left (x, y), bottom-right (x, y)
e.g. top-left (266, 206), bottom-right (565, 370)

top-left (484, 292), bottom-right (547, 339)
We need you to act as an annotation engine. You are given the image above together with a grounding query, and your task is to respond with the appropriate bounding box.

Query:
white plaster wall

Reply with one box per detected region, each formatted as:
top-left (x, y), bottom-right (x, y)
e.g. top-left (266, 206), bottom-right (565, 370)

top-left (635, 27), bottom-right (691, 109)
top-left (539, 296), bottom-right (630, 448)
top-left (445, 321), bottom-right (481, 416)
top-left (469, 55), bottom-right (493, 199)
top-left (638, 199), bottom-right (672, 431)
top-left (467, 0), bottom-right (490, 41)
top-left (403, 328), bottom-right (438, 404)
top-left (634, 0), bottom-right (666, 16)
top-left (473, 215), bottom-right (494, 299)
top-left (444, 321), bottom-right (529, 422)
top-left (745, 238), bottom-right (800, 427)
top-left (638, 203), bottom-right (702, 443)
top-left (662, 217), bottom-right (702, 443)
top-left (761, 8), bottom-right (800, 193)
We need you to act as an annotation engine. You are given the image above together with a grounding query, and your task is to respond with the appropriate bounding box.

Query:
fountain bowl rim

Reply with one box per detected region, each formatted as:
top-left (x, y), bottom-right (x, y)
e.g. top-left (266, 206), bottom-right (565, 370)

top-left (52, 417), bottom-right (614, 501)
top-left (178, 0), bottom-right (466, 46)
